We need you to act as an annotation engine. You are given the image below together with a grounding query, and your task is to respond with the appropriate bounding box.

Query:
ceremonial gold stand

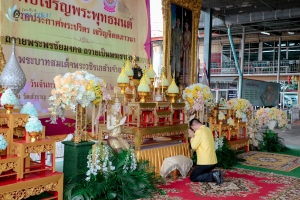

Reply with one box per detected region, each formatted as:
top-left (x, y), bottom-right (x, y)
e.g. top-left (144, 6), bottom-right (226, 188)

top-left (0, 112), bottom-right (63, 200)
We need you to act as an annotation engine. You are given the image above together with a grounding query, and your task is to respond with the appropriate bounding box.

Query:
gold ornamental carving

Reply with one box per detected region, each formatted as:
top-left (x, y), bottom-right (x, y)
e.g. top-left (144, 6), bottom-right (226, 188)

top-left (230, 142), bottom-right (249, 150)
top-left (0, 162), bottom-right (17, 174)
top-left (0, 131), bottom-right (8, 139)
top-left (13, 117), bottom-right (28, 128)
top-left (162, 0), bottom-right (202, 84)
top-left (46, 134), bottom-right (69, 142)
top-left (24, 144), bottom-right (54, 156)
top-left (14, 127), bottom-right (25, 138)
top-left (0, 117), bottom-right (9, 127)
top-left (64, 122), bottom-right (75, 128)
top-left (0, 182), bottom-right (58, 200)
top-left (11, 146), bottom-right (21, 157)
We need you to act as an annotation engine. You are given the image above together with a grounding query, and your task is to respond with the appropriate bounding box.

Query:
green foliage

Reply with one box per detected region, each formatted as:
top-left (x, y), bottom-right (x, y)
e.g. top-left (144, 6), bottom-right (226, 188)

top-left (259, 128), bottom-right (289, 152)
top-left (216, 138), bottom-right (245, 169)
top-left (191, 151), bottom-right (197, 165)
top-left (64, 145), bottom-right (164, 200)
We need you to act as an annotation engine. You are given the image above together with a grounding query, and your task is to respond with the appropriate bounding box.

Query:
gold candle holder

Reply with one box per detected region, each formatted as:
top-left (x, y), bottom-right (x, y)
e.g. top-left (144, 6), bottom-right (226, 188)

top-left (138, 92), bottom-right (148, 103)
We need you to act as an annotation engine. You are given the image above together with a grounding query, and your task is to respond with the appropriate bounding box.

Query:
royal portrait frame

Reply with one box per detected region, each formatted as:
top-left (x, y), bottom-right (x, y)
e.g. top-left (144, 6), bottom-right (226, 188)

top-left (162, 0), bottom-right (202, 84)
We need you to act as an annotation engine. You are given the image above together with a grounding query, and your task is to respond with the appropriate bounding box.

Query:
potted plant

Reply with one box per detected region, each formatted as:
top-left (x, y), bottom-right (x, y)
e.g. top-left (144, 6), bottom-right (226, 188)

top-left (0, 135), bottom-right (8, 154)
top-left (25, 116), bottom-right (43, 142)
top-left (20, 102), bottom-right (38, 117)
top-left (0, 88), bottom-right (19, 114)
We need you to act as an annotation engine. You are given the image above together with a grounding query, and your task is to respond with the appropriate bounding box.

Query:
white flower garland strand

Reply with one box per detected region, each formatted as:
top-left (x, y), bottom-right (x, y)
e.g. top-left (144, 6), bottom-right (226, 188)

top-left (86, 144), bottom-right (116, 182)
top-left (86, 144), bottom-right (137, 182)
top-left (214, 132), bottom-right (224, 151)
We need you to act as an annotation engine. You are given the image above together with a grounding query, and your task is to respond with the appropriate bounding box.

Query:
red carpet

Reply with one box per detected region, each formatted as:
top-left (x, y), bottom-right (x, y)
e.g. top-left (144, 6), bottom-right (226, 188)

top-left (151, 168), bottom-right (300, 199)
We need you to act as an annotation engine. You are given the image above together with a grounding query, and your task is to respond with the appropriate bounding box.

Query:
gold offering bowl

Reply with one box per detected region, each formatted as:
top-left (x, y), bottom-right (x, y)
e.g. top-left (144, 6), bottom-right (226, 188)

top-left (138, 92), bottom-right (149, 103)
top-left (28, 131), bottom-right (40, 142)
top-left (4, 104), bottom-right (14, 114)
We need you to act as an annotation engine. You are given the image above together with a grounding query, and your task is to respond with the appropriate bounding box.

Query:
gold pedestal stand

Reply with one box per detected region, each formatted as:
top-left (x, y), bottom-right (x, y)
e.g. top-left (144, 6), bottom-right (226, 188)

top-left (168, 93), bottom-right (177, 103)
top-left (138, 92), bottom-right (149, 103)
top-left (118, 83), bottom-right (128, 94)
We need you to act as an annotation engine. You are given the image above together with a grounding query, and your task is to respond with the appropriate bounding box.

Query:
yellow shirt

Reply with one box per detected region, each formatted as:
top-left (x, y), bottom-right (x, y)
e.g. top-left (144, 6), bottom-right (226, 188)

top-left (191, 125), bottom-right (217, 165)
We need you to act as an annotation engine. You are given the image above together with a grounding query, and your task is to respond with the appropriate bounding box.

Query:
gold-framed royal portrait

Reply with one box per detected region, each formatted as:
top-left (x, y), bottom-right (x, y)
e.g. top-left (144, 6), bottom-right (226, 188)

top-left (162, 0), bottom-right (201, 86)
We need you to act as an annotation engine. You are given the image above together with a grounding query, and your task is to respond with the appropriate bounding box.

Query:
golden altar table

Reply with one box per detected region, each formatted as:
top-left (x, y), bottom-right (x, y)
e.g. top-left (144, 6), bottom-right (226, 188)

top-left (99, 124), bottom-right (188, 151)
top-left (98, 123), bottom-right (190, 174)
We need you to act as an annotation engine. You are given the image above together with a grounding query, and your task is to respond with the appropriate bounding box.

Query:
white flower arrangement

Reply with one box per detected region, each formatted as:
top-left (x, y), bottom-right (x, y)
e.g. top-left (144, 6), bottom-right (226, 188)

top-left (122, 148), bottom-right (137, 173)
top-left (48, 71), bottom-right (111, 123)
top-left (86, 144), bottom-right (116, 182)
top-left (0, 135), bottom-right (8, 150)
top-left (21, 102), bottom-right (38, 117)
top-left (235, 110), bottom-right (243, 119)
top-left (227, 117), bottom-right (235, 126)
top-left (182, 83), bottom-right (215, 112)
top-left (218, 111), bottom-right (225, 121)
top-left (1, 88), bottom-right (19, 105)
top-left (25, 116), bottom-right (43, 133)
top-left (227, 98), bottom-right (253, 119)
top-left (214, 133), bottom-right (224, 151)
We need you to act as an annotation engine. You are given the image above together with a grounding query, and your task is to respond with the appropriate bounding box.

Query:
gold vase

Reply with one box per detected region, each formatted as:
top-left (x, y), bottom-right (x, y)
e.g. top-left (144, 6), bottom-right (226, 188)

top-left (28, 131), bottom-right (40, 142)
top-left (138, 92), bottom-right (148, 103)
top-left (4, 104), bottom-right (14, 114)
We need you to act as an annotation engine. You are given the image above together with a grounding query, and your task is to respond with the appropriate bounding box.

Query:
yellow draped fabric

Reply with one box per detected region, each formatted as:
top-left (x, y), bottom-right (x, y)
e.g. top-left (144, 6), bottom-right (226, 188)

top-left (136, 143), bottom-right (190, 174)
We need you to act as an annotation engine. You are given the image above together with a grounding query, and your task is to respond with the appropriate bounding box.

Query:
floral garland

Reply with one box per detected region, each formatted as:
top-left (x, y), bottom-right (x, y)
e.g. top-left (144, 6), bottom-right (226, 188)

top-left (86, 143), bottom-right (116, 181)
top-left (48, 71), bottom-right (111, 123)
top-left (182, 83), bottom-right (214, 112)
top-left (214, 133), bottom-right (224, 151)
top-left (255, 107), bottom-right (288, 129)
top-left (86, 143), bottom-right (137, 182)
top-left (227, 98), bottom-right (253, 118)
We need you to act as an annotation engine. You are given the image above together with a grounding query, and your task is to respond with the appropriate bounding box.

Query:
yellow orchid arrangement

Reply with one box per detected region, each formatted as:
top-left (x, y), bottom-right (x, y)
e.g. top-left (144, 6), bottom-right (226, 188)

top-left (255, 107), bottom-right (288, 129)
top-left (227, 98), bottom-right (253, 118)
top-left (182, 83), bottom-right (215, 112)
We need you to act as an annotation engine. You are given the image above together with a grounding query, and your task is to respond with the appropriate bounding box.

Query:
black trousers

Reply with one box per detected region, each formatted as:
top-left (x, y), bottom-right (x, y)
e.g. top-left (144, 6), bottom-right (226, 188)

top-left (190, 164), bottom-right (216, 182)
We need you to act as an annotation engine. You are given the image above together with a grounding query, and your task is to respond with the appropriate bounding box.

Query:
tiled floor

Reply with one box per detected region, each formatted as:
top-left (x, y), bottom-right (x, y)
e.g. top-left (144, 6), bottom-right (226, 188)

top-left (275, 125), bottom-right (300, 147)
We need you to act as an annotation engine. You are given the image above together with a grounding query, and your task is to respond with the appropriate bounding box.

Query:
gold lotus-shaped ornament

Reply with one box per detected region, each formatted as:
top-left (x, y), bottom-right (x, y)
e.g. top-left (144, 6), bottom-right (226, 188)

top-left (117, 64), bottom-right (129, 94)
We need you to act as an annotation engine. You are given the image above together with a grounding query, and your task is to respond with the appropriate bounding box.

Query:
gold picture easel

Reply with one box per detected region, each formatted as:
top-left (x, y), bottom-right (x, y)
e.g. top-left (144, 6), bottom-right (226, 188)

top-left (162, 0), bottom-right (202, 85)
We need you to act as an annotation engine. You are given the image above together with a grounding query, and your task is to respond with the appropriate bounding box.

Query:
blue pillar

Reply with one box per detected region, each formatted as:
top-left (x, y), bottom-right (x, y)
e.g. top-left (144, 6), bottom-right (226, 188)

top-left (227, 25), bottom-right (243, 98)
top-left (203, 9), bottom-right (212, 85)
